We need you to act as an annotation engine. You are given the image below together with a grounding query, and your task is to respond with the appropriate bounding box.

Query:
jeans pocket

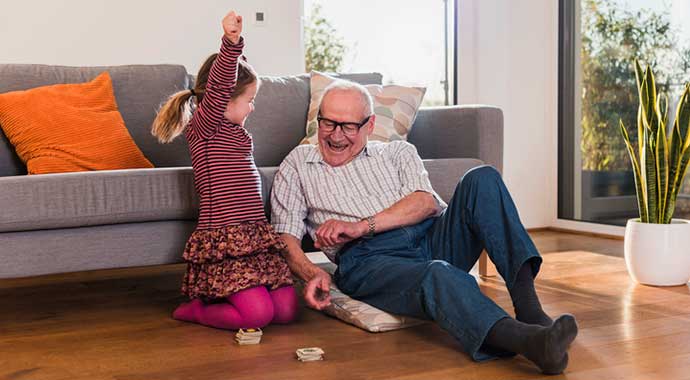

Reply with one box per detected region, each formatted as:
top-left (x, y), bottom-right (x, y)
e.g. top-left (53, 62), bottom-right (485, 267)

top-left (402, 218), bottom-right (436, 248)
top-left (401, 227), bottom-right (416, 249)
top-left (334, 259), bottom-right (357, 294)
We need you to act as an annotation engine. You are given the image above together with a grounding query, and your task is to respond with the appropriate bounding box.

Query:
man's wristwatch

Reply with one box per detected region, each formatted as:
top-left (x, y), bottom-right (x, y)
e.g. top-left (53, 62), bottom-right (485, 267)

top-left (362, 216), bottom-right (376, 238)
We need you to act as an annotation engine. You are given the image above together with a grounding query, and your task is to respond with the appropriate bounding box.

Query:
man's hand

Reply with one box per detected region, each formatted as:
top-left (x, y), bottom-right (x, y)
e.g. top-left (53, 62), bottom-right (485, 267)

top-left (314, 219), bottom-right (368, 249)
top-left (222, 11), bottom-right (243, 44)
top-left (304, 270), bottom-right (332, 310)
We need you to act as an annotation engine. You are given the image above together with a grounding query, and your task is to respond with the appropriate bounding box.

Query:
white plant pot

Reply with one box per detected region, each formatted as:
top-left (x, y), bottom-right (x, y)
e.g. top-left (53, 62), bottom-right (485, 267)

top-left (624, 218), bottom-right (690, 286)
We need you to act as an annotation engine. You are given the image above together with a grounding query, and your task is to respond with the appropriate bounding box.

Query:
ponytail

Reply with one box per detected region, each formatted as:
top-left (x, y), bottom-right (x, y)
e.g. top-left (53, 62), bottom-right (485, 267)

top-left (152, 53), bottom-right (217, 143)
top-left (151, 89), bottom-right (195, 143)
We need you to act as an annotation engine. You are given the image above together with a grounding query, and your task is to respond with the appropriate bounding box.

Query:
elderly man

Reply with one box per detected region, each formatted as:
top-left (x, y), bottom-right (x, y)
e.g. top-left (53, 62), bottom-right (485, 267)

top-left (271, 81), bottom-right (577, 374)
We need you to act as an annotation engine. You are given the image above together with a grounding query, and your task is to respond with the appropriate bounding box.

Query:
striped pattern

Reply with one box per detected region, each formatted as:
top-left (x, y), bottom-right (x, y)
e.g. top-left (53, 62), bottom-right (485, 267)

top-left (185, 37), bottom-right (265, 229)
top-left (271, 141), bottom-right (447, 261)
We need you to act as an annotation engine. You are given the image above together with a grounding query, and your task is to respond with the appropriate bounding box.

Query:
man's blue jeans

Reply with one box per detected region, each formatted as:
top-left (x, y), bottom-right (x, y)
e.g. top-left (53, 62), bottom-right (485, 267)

top-left (334, 166), bottom-right (542, 361)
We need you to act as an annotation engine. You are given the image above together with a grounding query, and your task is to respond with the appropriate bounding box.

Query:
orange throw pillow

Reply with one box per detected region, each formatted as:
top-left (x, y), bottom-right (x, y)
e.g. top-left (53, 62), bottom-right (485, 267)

top-left (0, 72), bottom-right (153, 174)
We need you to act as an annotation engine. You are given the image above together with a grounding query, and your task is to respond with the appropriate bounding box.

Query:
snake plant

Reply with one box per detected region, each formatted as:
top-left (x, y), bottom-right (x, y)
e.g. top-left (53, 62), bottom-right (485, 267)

top-left (619, 60), bottom-right (690, 224)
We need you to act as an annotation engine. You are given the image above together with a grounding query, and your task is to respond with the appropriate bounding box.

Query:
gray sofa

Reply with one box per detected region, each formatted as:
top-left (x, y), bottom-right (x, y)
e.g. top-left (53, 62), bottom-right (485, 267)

top-left (0, 64), bottom-right (503, 278)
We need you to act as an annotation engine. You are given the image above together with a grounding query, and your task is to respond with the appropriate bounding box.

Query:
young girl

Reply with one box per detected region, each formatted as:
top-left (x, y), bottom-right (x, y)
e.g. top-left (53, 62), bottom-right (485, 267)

top-left (151, 10), bottom-right (298, 329)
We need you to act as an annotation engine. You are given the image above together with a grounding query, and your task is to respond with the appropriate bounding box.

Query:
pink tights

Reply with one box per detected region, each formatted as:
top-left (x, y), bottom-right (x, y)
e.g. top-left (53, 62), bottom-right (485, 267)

top-left (172, 285), bottom-right (298, 329)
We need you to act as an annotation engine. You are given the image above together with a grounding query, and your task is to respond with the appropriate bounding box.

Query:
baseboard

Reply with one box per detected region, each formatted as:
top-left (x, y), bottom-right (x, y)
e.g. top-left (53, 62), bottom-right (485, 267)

top-left (528, 226), bottom-right (624, 241)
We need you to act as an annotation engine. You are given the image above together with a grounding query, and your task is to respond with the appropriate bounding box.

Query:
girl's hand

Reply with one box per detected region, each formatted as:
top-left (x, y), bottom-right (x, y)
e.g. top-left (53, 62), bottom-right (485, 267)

top-left (222, 11), bottom-right (243, 44)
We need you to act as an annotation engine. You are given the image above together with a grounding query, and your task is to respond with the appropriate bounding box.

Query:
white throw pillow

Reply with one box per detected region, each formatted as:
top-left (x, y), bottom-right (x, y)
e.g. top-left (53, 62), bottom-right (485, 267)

top-left (302, 71), bottom-right (426, 144)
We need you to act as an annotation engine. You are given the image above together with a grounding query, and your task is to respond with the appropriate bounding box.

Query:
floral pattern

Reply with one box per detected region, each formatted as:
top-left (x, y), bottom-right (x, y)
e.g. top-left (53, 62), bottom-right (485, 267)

top-left (181, 220), bottom-right (293, 299)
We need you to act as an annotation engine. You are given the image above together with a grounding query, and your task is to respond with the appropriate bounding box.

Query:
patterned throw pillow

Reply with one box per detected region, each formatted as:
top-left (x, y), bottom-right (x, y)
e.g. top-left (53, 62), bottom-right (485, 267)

top-left (301, 71), bottom-right (426, 144)
top-left (312, 261), bottom-right (426, 333)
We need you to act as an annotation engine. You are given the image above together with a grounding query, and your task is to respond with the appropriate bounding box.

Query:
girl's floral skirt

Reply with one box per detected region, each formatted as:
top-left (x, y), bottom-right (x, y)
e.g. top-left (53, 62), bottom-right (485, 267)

top-left (181, 220), bottom-right (293, 299)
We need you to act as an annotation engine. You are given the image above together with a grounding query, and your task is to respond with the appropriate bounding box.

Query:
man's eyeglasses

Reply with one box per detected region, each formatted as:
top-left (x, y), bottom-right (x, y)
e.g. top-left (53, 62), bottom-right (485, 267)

top-left (317, 114), bottom-right (372, 136)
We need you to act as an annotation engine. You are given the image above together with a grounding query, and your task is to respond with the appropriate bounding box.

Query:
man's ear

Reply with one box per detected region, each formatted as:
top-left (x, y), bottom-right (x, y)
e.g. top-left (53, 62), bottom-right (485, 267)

top-left (366, 114), bottom-right (376, 135)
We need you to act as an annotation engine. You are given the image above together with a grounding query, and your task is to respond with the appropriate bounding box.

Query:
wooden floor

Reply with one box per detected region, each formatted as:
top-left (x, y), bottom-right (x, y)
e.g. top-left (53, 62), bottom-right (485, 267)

top-left (2, 230), bottom-right (690, 380)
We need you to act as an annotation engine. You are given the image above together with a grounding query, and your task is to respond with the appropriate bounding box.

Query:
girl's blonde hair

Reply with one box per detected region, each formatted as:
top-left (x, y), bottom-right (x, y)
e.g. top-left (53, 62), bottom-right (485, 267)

top-left (151, 53), bottom-right (258, 143)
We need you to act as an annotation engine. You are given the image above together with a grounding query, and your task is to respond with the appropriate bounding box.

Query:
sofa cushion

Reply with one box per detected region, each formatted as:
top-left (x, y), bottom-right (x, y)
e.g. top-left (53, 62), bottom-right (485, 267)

top-left (0, 168), bottom-right (197, 233)
top-left (259, 166), bottom-right (280, 219)
top-left (0, 166), bottom-right (288, 234)
top-left (0, 132), bottom-right (25, 176)
top-left (0, 157), bottom-right (483, 234)
top-left (423, 158), bottom-right (485, 202)
top-left (246, 72), bottom-right (383, 167)
top-left (0, 221), bottom-right (197, 279)
top-left (0, 64), bottom-right (192, 176)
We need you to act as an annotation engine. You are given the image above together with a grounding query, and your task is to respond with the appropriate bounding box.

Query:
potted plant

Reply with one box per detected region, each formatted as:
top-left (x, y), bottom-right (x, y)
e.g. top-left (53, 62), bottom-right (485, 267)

top-left (619, 60), bottom-right (690, 286)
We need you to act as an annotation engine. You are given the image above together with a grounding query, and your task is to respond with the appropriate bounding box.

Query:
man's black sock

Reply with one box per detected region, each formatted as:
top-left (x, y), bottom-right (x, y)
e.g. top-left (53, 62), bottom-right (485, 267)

top-left (509, 261), bottom-right (553, 326)
top-left (484, 315), bottom-right (578, 375)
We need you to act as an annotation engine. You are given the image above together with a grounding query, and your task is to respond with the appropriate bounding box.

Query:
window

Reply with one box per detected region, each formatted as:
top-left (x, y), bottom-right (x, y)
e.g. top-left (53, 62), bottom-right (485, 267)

top-left (559, 0), bottom-right (690, 225)
top-left (303, 0), bottom-right (456, 106)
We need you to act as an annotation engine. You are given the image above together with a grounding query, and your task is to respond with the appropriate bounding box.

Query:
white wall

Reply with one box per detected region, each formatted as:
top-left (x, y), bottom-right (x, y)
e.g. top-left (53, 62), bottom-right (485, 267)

top-left (2, 0), bottom-right (562, 229)
top-left (457, 0), bottom-right (558, 229)
top-left (0, 0), bottom-right (304, 76)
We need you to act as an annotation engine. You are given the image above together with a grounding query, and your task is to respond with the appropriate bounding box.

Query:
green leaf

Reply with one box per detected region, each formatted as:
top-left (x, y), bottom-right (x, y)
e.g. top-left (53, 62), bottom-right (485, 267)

top-left (679, 84), bottom-right (690, 150)
top-left (658, 93), bottom-right (668, 131)
top-left (665, 124), bottom-right (682, 223)
top-left (645, 66), bottom-right (659, 135)
top-left (620, 120), bottom-right (648, 222)
top-left (669, 146), bottom-right (690, 222)
top-left (664, 86), bottom-right (689, 223)
top-left (643, 117), bottom-right (658, 223)
top-left (634, 59), bottom-right (645, 94)
top-left (637, 64), bottom-right (659, 136)
top-left (638, 104), bottom-right (645, 163)
top-left (655, 116), bottom-right (668, 222)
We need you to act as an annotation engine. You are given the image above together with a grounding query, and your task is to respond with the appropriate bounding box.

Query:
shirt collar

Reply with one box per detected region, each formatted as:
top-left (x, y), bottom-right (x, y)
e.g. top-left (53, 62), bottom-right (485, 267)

top-left (305, 144), bottom-right (373, 164)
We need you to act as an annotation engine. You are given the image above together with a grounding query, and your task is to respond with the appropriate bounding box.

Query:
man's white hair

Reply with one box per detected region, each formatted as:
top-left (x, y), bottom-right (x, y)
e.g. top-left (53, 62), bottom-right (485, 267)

top-left (320, 80), bottom-right (373, 118)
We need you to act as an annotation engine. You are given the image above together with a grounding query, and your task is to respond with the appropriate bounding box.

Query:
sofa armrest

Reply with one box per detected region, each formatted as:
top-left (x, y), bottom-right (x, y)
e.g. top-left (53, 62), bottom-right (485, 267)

top-left (407, 105), bottom-right (504, 174)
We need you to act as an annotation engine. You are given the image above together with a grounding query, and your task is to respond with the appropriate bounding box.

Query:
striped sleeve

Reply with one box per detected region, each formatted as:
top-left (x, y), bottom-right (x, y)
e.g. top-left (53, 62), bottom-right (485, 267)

top-left (392, 142), bottom-right (446, 213)
top-left (271, 151), bottom-right (308, 240)
top-left (391, 142), bottom-right (436, 196)
top-left (188, 36), bottom-right (244, 140)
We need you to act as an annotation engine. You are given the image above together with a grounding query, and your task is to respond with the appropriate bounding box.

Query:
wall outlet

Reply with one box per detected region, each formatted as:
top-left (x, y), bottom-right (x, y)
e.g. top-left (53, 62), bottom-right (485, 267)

top-left (254, 12), bottom-right (266, 26)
